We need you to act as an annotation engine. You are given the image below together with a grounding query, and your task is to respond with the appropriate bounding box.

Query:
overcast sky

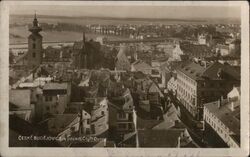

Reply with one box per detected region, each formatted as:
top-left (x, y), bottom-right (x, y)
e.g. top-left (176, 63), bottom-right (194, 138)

top-left (10, 5), bottom-right (241, 19)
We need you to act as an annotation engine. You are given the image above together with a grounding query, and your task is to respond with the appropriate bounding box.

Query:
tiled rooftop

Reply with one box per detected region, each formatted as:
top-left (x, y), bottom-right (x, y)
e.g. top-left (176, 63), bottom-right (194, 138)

top-left (138, 130), bottom-right (183, 147)
top-left (43, 82), bottom-right (68, 90)
top-left (177, 61), bottom-right (240, 81)
top-left (204, 99), bottom-right (240, 135)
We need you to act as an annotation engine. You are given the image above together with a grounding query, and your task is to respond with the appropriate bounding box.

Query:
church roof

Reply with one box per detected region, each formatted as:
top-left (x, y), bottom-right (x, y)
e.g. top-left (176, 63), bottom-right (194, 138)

top-left (132, 60), bottom-right (152, 71)
top-left (115, 46), bottom-right (131, 71)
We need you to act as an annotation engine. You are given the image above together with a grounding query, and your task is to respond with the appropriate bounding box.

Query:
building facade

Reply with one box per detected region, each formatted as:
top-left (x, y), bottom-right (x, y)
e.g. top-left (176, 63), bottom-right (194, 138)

top-left (176, 61), bottom-right (240, 121)
top-left (203, 87), bottom-right (240, 148)
top-left (40, 82), bottom-right (71, 119)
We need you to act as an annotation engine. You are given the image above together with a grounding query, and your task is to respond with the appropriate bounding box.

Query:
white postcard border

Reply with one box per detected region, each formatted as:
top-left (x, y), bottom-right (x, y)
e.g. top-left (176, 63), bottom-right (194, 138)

top-left (0, 1), bottom-right (249, 157)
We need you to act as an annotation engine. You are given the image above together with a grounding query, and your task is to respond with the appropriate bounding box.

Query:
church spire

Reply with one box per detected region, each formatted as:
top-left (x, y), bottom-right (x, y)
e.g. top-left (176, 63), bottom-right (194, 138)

top-left (33, 11), bottom-right (38, 27)
top-left (29, 11), bottom-right (42, 33)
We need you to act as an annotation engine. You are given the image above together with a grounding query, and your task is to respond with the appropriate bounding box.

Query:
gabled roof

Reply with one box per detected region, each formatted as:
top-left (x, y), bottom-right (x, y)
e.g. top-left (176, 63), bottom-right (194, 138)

top-left (177, 61), bottom-right (205, 80)
top-left (177, 61), bottom-right (240, 81)
top-left (138, 130), bottom-right (183, 147)
top-left (148, 81), bottom-right (164, 97)
top-left (9, 89), bottom-right (31, 108)
top-left (132, 71), bottom-right (147, 80)
top-left (202, 61), bottom-right (240, 80)
top-left (236, 87), bottom-right (240, 95)
top-left (116, 46), bottom-right (131, 71)
top-left (136, 116), bottom-right (162, 130)
top-left (159, 62), bottom-right (171, 73)
top-left (132, 60), bottom-right (152, 71)
top-left (49, 114), bottom-right (79, 135)
top-left (180, 42), bottom-right (212, 55)
top-left (43, 82), bottom-right (68, 90)
top-left (204, 100), bottom-right (240, 135)
top-left (9, 115), bottom-right (37, 135)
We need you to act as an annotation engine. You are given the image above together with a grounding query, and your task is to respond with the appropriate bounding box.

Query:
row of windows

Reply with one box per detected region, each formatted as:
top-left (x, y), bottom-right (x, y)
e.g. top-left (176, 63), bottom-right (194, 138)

top-left (206, 110), bottom-right (229, 132)
top-left (117, 123), bottom-right (133, 130)
top-left (117, 112), bottom-right (133, 121)
top-left (45, 96), bottom-right (53, 102)
top-left (178, 72), bottom-right (196, 86)
top-left (177, 78), bottom-right (196, 95)
top-left (118, 112), bottom-right (127, 119)
top-left (177, 85), bottom-right (195, 104)
top-left (204, 111), bottom-right (230, 143)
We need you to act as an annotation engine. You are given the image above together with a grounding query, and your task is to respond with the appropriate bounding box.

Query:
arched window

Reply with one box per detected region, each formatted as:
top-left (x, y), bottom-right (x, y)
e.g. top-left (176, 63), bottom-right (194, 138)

top-left (33, 43), bottom-right (36, 49)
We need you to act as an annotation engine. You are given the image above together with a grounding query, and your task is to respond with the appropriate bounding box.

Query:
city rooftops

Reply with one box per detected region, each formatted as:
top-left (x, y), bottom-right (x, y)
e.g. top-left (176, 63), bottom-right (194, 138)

top-left (202, 61), bottom-right (240, 80)
top-left (9, 89), bottom-right (31, 108)
top-left (177, 61), bottom-right (205, 80)
top-left (180, 42), bottom-right (212, 56)
top-left (132, 60), bottom-right (152, 70)
top-left (46, 114), bottom-right (79, 135)
top-left (177, 61), bottom-right (240, 81)
top-left (43, 82), bottom-right (68, 90)
top-left (137, 130), bottom-right (183, 147)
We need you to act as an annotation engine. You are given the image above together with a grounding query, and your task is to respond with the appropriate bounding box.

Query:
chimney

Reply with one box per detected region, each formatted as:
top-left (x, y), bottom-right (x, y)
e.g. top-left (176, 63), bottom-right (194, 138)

top-left (104, 138), bottom-right (107, 147)
top-left (203, 61), bottom-right (207, 68)
top-left (177, 136), bottom-right (181, 148)
top-left (217, 68), bottom-right (222, 78)
top-left (217, 99), bottom-right (221, 108)
top-left (60, 51), bottom-right (63, 59)
top-left (230, 101), bottom-right (235, 112)
top-left (218, 96), bottom-right (223, 108)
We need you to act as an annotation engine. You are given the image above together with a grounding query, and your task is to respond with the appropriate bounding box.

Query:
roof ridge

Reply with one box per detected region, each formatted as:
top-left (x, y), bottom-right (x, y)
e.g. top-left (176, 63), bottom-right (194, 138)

top-left (201, 61), bottom-right (221, 77)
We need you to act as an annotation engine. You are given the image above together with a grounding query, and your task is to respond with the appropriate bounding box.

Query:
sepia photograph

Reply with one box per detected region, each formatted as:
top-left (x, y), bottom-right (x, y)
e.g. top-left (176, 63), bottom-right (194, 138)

top-left (0, 1), bottom-right (249, 157)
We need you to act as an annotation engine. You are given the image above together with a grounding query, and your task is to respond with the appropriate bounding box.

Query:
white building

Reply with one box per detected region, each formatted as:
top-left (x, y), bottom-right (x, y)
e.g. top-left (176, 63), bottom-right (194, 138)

top-left (216, 44), bottom-right (230, 56)
top-left (171, 43), bottom-right (183, 61)
top-left (203, 87), bottom-right (240, 148)
top-left (197, 34), bottom-right (206, 45)
top-left (167, 76), bottom-right (177, 95)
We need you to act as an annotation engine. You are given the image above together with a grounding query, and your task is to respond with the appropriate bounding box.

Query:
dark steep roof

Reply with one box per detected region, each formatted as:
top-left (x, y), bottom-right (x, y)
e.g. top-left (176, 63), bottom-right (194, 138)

top-left (138, 130), bottom-right (183, 147)
top-left (177, 61), bottom-right (240, 81)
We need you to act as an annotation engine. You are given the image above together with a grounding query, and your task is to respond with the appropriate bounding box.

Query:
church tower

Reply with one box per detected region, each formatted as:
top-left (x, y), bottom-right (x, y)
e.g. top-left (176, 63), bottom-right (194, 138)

top-left (27, 13), bottom-right (43, 69)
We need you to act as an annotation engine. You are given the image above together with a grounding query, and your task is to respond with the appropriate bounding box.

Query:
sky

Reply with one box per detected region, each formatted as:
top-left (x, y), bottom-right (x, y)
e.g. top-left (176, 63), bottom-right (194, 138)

top-left (10, 5), bottom-right (241, 19)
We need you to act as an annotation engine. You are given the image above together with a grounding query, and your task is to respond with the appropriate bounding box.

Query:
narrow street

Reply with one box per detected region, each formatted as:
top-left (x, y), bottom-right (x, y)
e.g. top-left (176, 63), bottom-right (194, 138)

top-left (166, 93), bottom-right (208, 147)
